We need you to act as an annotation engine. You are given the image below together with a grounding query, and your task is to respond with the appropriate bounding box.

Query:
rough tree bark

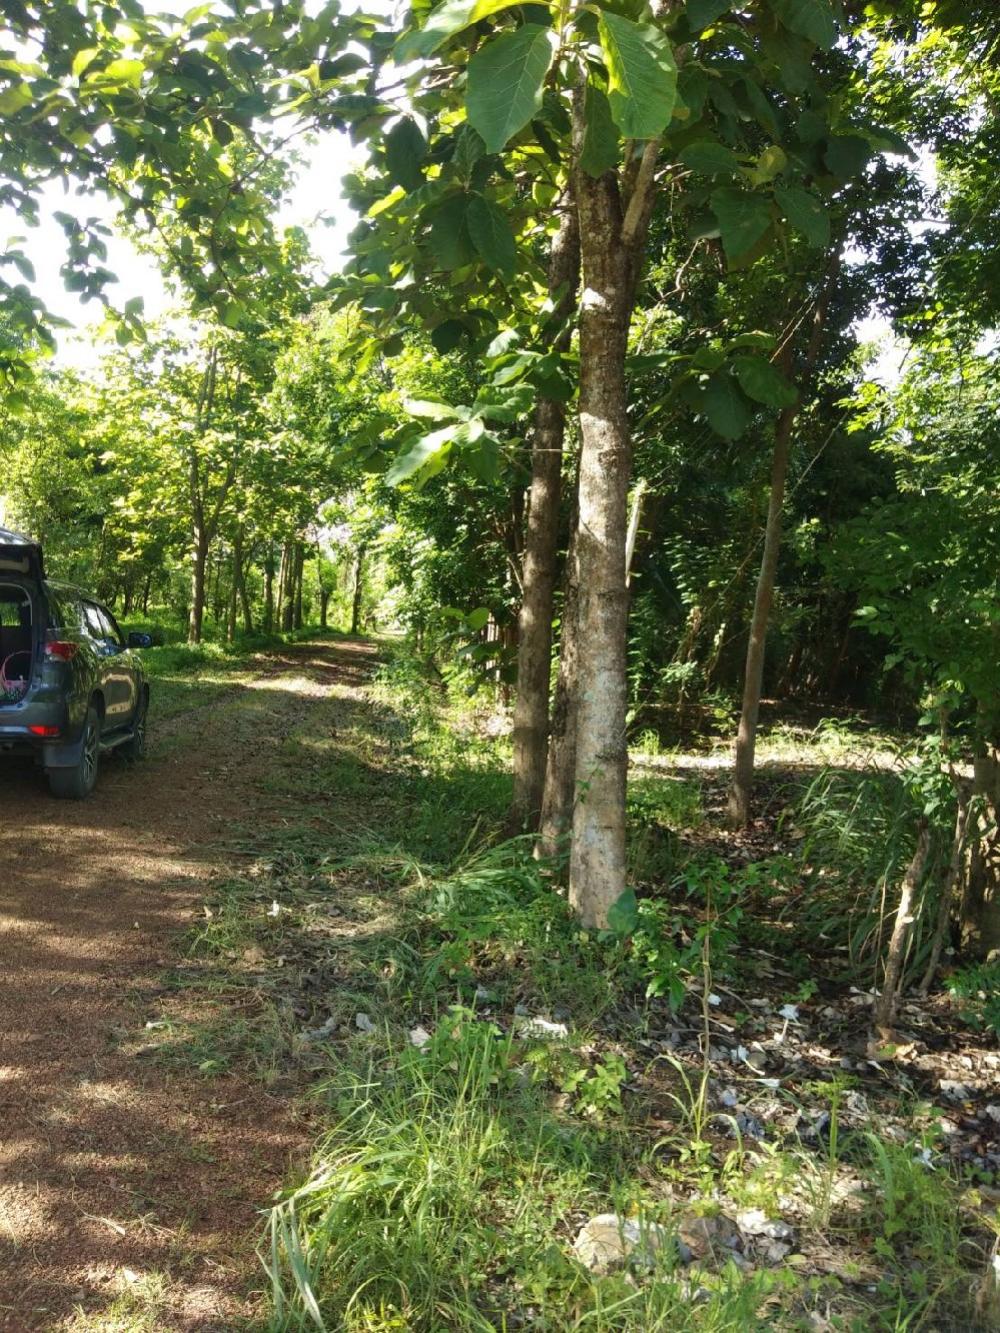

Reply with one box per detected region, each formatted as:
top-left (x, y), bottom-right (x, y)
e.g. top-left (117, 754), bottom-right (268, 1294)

top-left (509, 204), bottom-right (580, 830)
top-left (226, 544), bottom-right (238, 643)
top-left (537, 513), bottom-right (580, 861)
top-left (281, 541), bottom-right (295, 632)
top-left (293, 543), bottom-right (305, 630)
top-left (263, 549), bottom-right (275, 634)
top-left (567, 131), bottom-right (659, 927)
top-left (350, 543), bottom-right (367, 635)
top-left (728, 256), bottom-right (840, 826)
top-left (961, 745), bottom-right (1000, 958)
top-left (873, 820), bottom-right (932, 1034)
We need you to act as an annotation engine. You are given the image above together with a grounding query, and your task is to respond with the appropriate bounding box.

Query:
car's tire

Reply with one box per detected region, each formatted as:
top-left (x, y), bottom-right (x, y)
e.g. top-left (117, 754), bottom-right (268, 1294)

top-left (47, 706), bottom-right (101, 800)
top-left (120, 689), bottom-right (148, 762)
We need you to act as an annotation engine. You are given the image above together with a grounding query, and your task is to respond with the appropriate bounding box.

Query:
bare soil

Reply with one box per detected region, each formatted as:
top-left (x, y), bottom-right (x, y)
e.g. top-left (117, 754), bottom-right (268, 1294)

top-left (0, 638), bottom-right (376, 1332)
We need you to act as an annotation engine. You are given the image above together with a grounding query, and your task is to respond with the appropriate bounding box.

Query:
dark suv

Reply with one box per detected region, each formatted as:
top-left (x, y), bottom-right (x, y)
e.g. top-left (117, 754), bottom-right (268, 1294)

top-left (0, 527), bottom-right (149, 798)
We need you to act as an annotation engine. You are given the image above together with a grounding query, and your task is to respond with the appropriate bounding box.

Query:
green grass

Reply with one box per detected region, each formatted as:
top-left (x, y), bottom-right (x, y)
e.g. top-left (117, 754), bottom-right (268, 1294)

top-left (145, 637), bottom-right (992, 1333)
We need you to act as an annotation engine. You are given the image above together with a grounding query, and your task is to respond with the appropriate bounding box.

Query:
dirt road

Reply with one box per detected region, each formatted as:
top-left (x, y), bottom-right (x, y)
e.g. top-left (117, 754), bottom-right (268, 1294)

top-left (0, 639), bottom-right (375, 1331)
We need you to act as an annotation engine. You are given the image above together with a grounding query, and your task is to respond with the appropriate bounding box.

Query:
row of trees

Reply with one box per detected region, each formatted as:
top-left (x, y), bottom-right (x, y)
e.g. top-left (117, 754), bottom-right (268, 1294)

top-left (1, 0), bottom-right (999, 958)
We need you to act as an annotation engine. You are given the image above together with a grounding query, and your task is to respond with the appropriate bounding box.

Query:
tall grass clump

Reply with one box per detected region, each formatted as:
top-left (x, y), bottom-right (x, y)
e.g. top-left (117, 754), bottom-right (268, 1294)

top-left (266, 1009), bottom-right (781, 1333)
top-left (787, 765), bottom-right (945, 976)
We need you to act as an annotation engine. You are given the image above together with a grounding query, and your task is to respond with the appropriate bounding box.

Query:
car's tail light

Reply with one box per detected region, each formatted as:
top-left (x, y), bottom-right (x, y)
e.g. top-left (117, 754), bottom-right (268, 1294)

top-left (28, 725), bottom-right (60, 737)
top-left (44, 638), bottom-right (78, 661)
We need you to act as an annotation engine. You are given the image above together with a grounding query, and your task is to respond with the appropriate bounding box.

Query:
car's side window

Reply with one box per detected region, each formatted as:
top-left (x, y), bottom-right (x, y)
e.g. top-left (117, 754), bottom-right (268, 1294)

top-left (98, 605), bottom-right (125, 649)
top-left (83, 601), bottom-right (120, 652)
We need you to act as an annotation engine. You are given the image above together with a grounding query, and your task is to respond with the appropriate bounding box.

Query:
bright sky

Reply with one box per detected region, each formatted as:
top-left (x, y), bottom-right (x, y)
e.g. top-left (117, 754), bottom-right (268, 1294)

top-left (3, 2), bottom-right (930, 381)
top-left (1, 0), bottom-right (371, 368)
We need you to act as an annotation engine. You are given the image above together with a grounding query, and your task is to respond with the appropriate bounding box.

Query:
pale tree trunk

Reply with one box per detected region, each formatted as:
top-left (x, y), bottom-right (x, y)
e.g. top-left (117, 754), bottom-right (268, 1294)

top-left (294, 543), bottom-right (305, 629)
top-left (237, 534), bottom-right (254, 635)
top-left (264, 550), bottom-right (275, 634)
top-left (567, 133), bottom-right (659, 928)
top-left (281, 541), bottom-right (295, 631)
top-left (226, 547), bottom-right (238, 643)
top-left (728, 257), bottom-right (840, 827)
top-left (961, 745), bottom-right (1000, 959)
top-left (727, 403), bottom-right (796, 826)
top-left (537, 514), bottom-right (580, 861)
top-left (873, 820), bottom-right (931, 1034)
top-left (351, 544), bottom-right (367, 635)
top-left (188, 528), bottom-right (209, 645)
top-left (509, 204), bottom-right (580, 830)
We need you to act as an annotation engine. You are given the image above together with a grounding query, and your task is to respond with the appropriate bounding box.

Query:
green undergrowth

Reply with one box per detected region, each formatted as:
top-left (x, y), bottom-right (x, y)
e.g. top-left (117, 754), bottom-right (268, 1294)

top-left (153, 642), bottom-right (992, 1332)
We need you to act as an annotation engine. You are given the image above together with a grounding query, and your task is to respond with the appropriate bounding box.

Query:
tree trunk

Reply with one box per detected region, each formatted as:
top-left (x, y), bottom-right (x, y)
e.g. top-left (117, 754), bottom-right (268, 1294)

top-left (263, 550), bottom-right (275, 634)
top-left (727, 403), bottom-right (796, 827)
top-left (226, 546), bottom-right (238, 643)
top-left (567, 165), bottom-right (638, 928)
top-left (509, 205), bottom-right (580, 831)
top-left (188, 530), bottom-right (209, 645)
top-left (320, 587), bottom-right (330, 629)
top-left (351, 544), bottom-right (367, 635)
top-left (294, 543), bottom-right (305, 630)
top-left (728, 256), bottom-right (841, 827)
top-left (920, 786), bottom-right (971, 994)
top-left (960, 747), bottom-right (1000, 958)
top-left (236, 532), bottom-right (254, 635)
top-left (141, 571), bottom-right (151, 616)
top-left (537, 515), bottom-right (581, 862)
top-left (281, 541), bottom-right (295, 632)
top-left (873, 820), bottom-right (932, 1034)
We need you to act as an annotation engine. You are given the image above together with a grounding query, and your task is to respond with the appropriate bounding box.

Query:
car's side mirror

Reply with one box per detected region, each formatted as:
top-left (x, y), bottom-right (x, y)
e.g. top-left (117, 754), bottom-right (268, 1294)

top-left (127, 631), bottom-right (154, 649)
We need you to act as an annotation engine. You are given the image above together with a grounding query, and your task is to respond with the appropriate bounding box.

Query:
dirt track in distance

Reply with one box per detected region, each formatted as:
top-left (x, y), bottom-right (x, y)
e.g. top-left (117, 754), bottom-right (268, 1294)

top-left (0, 638), bottom-right (376, 1331)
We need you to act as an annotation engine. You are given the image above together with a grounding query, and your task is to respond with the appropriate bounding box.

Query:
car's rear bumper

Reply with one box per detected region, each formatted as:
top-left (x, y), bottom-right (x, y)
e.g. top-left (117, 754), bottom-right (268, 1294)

top-left (0, 698), bottom-right (83, 767)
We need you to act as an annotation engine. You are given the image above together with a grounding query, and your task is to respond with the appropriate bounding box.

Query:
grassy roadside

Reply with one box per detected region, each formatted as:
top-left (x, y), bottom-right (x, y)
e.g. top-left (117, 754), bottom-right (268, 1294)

top-left (137, 638), bottom-right (998, 1332)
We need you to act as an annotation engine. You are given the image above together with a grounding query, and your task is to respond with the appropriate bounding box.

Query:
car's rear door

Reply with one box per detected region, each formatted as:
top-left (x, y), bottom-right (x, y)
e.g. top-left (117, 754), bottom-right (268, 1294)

top-left (82, 601), bottom-right (135, 725)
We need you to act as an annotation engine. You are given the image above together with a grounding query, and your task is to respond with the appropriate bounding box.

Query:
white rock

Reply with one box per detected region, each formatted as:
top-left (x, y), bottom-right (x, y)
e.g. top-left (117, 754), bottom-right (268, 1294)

top-left (409, 1025), bottom-right (431, 1049)
top-left (572, 1214), bottom-right (668, 1275)
top-left (778, 1004), bottom-right (800, 1021)
top-left (736, 1208), bottom-right (794, 1242)
top-left (354, 1012), bottom-right (375, 1033)
top-left (514, 1016), bottom-right (569, 1040)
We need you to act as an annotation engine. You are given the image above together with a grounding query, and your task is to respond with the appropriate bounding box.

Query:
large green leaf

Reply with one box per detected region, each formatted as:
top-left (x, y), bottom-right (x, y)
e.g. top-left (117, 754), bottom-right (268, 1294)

top-left (428, 194), bottom-right (475, 269)
top-left (580, 79), bottom-right (620, 177)
top-left (607, 887), bottom-right (639, 937)
top-left (772, 0), bottom-right (835, 49)
top-left (385, 117), bottom-right (427, 190)
top-left (686, 0), bottom-right (730, 30)
top-left (774, 184), bottom-right (829, 247)
top-left (467, 195), bottom-right (517, 276)
top-left (679, 139), bottom-right (740, 176)
top-left (466, 25), bottom-right (555, 154)
top-left (386, 426), bottom-right (454, 486)
top-left (704, 371), bottom-right (750, 440)
top-left (824, 133), bottom-right (872, 179)
top-left (734, 355), bottom-right (798, 409)
top-left (395, 0), bottom-right (530, 62)
top-left (709, 187), bottom-right (773, 266)
top-left (598, 11), bottom-right (677, 141)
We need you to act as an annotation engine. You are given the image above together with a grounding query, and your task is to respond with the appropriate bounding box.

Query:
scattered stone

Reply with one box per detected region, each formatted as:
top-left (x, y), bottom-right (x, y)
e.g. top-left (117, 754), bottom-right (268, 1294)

top-left (409, 1025), bottom-right (431, 1049)
top-left (302, 1015), bottom-right (338, 1041)
top-left (572, 1214), bottom-right (671, 1275)
top-left (677, 1211), bottom-right (742, 1265)
top-left (719, 1087), bottom-right (739, 1108)
top-left (778, 1004), bottom-right (800, 1021)
top-left (354, 1012), bottom-right (375, 1033)
top-left (736, 1208), bottom-right (794, 1242)
top-left (939, 1079), bottom-right (971, 1101)
top-left (515, 1016), bottom-right (569, 1040)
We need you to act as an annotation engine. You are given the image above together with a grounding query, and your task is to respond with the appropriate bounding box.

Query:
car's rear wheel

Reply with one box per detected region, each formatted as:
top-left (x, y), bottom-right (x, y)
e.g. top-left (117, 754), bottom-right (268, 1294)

top-left (121, 690), bottom-right (148, 762)
top-left (47, 706), bottom-right (100, 799)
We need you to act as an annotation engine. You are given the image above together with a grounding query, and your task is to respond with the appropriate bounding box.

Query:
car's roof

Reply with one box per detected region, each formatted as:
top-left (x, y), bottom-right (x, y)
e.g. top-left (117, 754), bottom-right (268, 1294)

top-left (0, 526), bottom-right (37, 547)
